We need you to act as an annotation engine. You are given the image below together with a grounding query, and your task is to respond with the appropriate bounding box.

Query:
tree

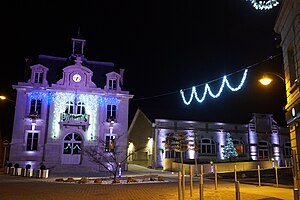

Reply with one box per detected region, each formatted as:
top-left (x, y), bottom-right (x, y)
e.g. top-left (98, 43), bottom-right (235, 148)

top-left (223, 132), bottom-right (238, 161)
top-left (83, 134), bottom-right (141, 183)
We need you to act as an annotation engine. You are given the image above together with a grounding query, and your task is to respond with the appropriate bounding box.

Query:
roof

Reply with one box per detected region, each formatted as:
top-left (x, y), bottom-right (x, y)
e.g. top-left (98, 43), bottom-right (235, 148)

top-left (36, 54), bottom-right (115, 88)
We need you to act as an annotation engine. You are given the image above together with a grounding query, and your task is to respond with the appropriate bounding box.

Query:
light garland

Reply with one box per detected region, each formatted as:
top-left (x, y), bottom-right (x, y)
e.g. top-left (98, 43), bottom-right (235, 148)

top-left (180, 69), bottom-right (248, 105)
top-left (247, 0), bottom-right (279, 10)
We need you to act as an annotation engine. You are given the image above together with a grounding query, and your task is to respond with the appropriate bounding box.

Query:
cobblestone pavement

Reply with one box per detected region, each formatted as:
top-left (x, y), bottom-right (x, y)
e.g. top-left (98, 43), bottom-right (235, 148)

top-left (0, 173), bottom-right (294, 200)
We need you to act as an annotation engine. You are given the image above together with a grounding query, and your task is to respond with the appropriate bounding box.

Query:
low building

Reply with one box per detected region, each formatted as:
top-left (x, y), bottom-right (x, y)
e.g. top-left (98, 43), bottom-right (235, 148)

top-left (128, 109), bottom-right (291, 170)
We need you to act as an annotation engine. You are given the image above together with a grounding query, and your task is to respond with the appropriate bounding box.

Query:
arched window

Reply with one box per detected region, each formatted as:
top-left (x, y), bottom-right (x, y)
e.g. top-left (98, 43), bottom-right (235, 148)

top-left (199, 138), bottom-right (216, 155)
top-left (258, 141), bottom-right (269, 159)
top-left (65, 101), bottom-right (74, 114)
top-left (233, 139), bottom-right (244, 156)
top-left (77, 102), bottom-right (85, 114)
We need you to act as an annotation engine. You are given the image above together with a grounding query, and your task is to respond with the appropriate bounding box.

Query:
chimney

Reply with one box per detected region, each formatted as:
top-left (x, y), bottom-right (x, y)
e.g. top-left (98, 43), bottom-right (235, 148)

top-left (119, 68), bottom-right (124, 85)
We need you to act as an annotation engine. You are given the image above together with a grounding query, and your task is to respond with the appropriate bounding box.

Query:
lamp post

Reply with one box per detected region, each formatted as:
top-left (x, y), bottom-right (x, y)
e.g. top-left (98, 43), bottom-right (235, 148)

top-left (258, 72), bottom-right (284, 86)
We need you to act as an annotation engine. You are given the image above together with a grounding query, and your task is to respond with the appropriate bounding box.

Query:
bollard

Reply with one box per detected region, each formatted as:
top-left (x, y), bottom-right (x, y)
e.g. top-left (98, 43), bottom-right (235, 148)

top-left (258, 165), bottom-right (261, 187)
top-left (294, 188), bottom-right (299, 200)
top-left (234, 164), bottom-right (237, 182)
top-left (182, 168), bottom-right (185, 200)
top-left (199, 165), bottom-right (203, 200)
top-left (235, 181), bottom-right (240, 200)
top-left (275, 166), bottom-right (278, 187)
top-left (214, 164), bottom-right (218, 190)
top-left (189, 165), bottom-right (193, 197)
top-left (178, 171), bottom-right (182, 200)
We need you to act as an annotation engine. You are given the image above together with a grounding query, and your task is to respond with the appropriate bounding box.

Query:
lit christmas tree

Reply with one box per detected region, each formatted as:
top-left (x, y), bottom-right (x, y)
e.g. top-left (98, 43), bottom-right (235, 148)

top-left (223, 132), bottom-right (238, 161)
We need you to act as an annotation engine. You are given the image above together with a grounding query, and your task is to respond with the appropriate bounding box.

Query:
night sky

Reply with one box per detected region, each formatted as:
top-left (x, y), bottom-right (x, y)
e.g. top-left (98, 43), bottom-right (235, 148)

top-left (0, 1), bottom-right (286, 140)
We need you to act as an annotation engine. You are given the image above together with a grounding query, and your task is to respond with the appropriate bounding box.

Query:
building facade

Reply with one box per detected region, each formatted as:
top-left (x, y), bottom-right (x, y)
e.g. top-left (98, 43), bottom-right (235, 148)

top-left (128, 109), bottom-right (290, 169)
top-left (8, 34), bottom-right (133, 172)
top-left (274, 0), bottom-right (300, 191)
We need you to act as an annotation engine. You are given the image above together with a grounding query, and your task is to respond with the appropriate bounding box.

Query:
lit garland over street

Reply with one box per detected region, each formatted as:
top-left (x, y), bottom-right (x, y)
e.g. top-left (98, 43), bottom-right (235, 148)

top-left (180, 69), bottom-right (248, 105)
top-left (247, 0), bottom-right (279, 10)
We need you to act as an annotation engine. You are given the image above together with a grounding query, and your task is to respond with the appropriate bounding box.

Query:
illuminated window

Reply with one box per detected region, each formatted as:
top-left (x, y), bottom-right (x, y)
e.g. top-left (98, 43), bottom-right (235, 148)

top-left (107, 104), bottom-right (116, 122)
top-left (199, 139), bottom-right (216, 155)
top-left (233, 140), bottom-right (244, 156)
top-left (29, 99), bottom-right (41, 117)
top-left (34, 72), bottom-right (43, 84)
top-left (26, 131), bottom-right (38, 151)
top-left (284, 142), bottom-right (291, 157)
top-left (108, 79), bottom-right (117, 90)
top-left (258, 141), bottom-right (269, 159)
top-left (105, 135), bottom-right (115, 152)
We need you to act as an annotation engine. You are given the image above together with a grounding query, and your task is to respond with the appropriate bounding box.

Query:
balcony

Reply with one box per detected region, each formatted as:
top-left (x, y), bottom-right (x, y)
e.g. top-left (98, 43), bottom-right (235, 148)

top-left (59, 113), bottom-right (90, 130)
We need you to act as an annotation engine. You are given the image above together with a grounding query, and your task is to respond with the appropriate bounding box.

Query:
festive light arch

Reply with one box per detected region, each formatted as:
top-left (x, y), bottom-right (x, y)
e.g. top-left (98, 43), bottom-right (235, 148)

top-left (247, 0), bottom-right (279, 10)
top-left (180, 69), bottom-right (248, 105)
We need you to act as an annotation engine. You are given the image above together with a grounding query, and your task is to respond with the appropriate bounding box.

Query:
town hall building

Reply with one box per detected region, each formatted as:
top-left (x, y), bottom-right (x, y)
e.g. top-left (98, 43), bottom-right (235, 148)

top-left (8, 33), bottom-right (133, 172)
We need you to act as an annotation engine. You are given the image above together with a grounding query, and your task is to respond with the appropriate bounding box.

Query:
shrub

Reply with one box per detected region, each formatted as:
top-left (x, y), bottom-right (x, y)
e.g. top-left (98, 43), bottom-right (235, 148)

top-left (94, 178), bottom-right (102, 184)
top-left (14, 163), bottom-right (19, 168)
top-left (7, 163), bottom-right (12, 167)
top-left (25, 164), bottom-right (31, 169)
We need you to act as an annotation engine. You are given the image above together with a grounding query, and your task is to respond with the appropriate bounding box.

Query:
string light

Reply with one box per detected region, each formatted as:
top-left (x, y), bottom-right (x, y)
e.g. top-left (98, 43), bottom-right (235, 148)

top-left (246, 0), bottom-right (279, 10)
top-left (180, 69), bottom-right (248, 105)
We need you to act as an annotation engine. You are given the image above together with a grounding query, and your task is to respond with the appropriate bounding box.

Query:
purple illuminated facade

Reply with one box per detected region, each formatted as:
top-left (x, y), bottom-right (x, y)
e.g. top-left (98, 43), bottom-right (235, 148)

top-left (128, 109), bottom-right (291, 169)
top-left (8, 34), bottom-right (133, 172)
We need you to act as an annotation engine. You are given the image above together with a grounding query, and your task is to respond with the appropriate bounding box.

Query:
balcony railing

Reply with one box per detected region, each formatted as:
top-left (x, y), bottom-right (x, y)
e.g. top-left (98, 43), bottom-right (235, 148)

top-left (60, 113), bottom-right (90, 129)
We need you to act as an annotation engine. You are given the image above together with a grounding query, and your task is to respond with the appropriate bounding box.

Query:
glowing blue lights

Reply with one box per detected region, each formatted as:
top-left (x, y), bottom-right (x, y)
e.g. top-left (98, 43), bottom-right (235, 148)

top-left (180, 69), bottom-right (248, 105)
top-left (247, 0), bottom-right (279, 10)
top-left (28, 91), bottom-right (50, 103)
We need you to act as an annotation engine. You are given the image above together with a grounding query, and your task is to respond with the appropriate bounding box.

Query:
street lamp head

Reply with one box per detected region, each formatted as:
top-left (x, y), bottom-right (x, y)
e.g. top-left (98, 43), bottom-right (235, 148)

top-left (0, 96), bottom-right (7, 100)
top-left (259, 76), bottom-right (273, 86)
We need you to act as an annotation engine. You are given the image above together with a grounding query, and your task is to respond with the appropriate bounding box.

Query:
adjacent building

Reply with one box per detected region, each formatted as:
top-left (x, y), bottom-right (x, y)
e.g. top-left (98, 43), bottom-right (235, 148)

top-left (274, 0), bottom-right (300, 191)
top-left (8, 33), bottom-right (133, 172)
top-left (128, 109), bottom-right (291, 170)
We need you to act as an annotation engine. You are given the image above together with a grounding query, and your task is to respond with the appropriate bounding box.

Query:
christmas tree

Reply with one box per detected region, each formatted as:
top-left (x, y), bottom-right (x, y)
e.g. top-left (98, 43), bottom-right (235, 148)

top-left (223, 132), bottom-right (238, 161)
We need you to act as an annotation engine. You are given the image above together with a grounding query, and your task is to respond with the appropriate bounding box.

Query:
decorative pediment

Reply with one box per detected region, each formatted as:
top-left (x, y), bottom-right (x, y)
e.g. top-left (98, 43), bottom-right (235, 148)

top-left (52, 57), bottom-right (97, 89)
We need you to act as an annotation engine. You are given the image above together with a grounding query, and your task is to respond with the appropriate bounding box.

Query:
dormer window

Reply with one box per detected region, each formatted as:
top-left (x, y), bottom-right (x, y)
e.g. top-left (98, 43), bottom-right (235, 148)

top-left (109, 79), bottom-right (117, 90)
top-left (34, 72), bottom-right (44, 84)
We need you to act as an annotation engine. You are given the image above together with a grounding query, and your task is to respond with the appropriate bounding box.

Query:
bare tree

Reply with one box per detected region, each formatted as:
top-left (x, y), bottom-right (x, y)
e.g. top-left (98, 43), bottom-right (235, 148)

top-left (83, 135), bottom-right (141, 183)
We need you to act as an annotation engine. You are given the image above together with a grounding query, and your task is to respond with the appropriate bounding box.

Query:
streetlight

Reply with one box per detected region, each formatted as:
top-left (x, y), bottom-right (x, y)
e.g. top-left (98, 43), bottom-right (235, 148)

top-left (258, 72), bottom-right (284, 86)
top-left (0, 95), bottom-right (14, 102)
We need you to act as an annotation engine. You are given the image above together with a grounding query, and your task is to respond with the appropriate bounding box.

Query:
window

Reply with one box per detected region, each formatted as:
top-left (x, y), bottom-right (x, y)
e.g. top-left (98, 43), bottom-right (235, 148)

top-left (284, 142), bottom-right (291, 157)
top-left (65, 101), bottom-right (85, 115)
top-left (109, 79), bottom-right (117, 90)
top-left (76, 102), bottom-right (85, 114)
top-left (34, 72), bottom-right (43, 84)
top-left (30, 99), bottom-right (41, 117)
top-left (63, 133), bottom-right (82, 155)
top-left (233, 140), bottom-right (244, 156)
top-left (107, 104), bottom-right (116, 122)
top-left (258, 141), bottom-right (269, 159)
top-left (199, 139), bottom-right (216, 155)
top-left (105, 135), bottom-right (115, 152)
top-left (26, 132), bottom-right (38, 151)
top-left (65, 101), bottom-right (74, 114)
top-left (288, 46), bottom-right (297, 85)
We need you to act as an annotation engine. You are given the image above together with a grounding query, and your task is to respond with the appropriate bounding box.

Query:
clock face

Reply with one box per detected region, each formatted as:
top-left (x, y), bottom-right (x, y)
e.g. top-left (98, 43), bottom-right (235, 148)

top-left (72, 74), bottom-right (82, 82)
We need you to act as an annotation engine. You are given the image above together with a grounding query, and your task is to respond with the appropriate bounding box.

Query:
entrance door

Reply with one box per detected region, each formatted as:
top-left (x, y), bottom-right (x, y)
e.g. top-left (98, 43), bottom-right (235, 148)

top-left (62, 133), bottom-right (82, 164)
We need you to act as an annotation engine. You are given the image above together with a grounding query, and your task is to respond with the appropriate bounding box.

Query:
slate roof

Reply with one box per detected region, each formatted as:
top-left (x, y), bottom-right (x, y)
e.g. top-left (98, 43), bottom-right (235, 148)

top-left (36, 54), bottom-right (116, 88)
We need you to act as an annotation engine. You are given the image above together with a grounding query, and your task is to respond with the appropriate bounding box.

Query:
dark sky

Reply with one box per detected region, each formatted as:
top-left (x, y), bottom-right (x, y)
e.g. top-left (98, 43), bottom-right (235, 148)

top-left (0, 1), bottom-right (286, 140)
